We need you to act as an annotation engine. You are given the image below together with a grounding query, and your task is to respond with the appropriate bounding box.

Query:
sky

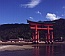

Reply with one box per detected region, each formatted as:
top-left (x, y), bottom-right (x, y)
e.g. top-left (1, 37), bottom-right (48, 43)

top-left (0, 0), bottom-right (65, 24)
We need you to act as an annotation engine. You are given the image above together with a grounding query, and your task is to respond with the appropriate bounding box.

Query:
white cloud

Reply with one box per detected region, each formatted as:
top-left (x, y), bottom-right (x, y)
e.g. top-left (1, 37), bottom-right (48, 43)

top-left (36, 11), bottom-right (42, 15)
top-left (62, 14), bottom-right (64, 16)
top-left (61, 14), bottom-right (65, 16)
top-left (46, 13), bottom-right (60, 21)
top-left (29, 17), bottom-right (33, 19)
top-left (62, 6), bottom-right (65, 9)
top-left (21, 0), bottom-right (41, 8)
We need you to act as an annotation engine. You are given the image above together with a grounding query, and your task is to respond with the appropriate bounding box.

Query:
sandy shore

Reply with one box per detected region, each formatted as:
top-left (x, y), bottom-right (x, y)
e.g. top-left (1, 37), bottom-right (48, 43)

top-left (0, 45), bottom-right (34, 51)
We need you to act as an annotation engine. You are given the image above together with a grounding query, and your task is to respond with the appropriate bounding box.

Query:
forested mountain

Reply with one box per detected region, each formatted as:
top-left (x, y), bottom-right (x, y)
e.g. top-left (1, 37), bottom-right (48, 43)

top-left (0, 18), bottom-right (65, 41)
top-left (53, 19), bottom-right (65, 40)
top-left (0, 24), bottom-right (32, 40)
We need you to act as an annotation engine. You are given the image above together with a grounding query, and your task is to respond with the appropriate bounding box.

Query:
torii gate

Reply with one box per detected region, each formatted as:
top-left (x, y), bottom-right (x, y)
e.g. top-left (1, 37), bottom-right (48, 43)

top-left (27, 20), bottom-right (54, 44)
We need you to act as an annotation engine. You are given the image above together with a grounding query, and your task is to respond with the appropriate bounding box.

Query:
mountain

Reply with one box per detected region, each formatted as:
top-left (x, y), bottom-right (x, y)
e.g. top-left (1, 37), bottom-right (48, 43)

top-left (53, 18), bottom-right (65, 40)
top-left (0, 24), bottom-right (32, 40)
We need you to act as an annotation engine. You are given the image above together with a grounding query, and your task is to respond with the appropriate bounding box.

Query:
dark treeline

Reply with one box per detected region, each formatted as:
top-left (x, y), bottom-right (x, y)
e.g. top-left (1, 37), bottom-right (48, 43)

top-left (53, 18), bottom-right (65, 40)
top-left (0, 24), bottom-right (32, 41)
top-left (0, 18), bottom-right (65, 41)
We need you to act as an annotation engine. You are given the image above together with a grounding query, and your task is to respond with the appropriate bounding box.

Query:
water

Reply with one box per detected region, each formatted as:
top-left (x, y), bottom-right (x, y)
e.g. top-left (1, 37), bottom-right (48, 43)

top-left (0, 44), bottom-right (65, 56)
top-left (33, 44), bottom-right (65, 56)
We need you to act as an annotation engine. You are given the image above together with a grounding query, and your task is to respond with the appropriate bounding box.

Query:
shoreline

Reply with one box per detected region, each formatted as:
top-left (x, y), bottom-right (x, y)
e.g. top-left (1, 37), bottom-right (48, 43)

top-left (0, 41), bottom-right (65, 52)
top-left (0, 45), bottom-right (34, 51)
top-left (0, 41), bottom-right (65, 44)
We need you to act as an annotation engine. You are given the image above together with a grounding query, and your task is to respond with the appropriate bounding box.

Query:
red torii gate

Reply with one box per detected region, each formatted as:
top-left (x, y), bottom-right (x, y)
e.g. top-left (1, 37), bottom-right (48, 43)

top-left (27, 20), bottom-right (54, 44)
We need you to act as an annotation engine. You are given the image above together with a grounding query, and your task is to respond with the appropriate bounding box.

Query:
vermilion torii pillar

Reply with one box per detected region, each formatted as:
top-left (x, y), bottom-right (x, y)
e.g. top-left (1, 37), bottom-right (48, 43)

top-left (27, 20), bottom-right (54, 44)
top-left (32, 25), bottom-right (39, 43)
top-left (44, 24), bottom-right (53, 44)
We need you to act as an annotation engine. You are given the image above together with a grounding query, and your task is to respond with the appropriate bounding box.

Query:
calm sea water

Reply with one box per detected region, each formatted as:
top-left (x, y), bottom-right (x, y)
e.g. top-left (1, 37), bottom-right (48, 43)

top-left (0, 44), bottom-right (65, 56)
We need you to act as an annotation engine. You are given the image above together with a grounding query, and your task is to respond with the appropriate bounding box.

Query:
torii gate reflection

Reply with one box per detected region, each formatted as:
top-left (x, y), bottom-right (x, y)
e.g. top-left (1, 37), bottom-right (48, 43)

top-left (27, 20), bottom-right (54, 44)
top-left (33, 45), bottom-right (54, 56)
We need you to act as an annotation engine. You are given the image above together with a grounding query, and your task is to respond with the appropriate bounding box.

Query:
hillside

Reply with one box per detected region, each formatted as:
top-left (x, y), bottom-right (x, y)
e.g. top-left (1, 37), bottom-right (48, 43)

top-left (0, 24), bottom-right (32, 40)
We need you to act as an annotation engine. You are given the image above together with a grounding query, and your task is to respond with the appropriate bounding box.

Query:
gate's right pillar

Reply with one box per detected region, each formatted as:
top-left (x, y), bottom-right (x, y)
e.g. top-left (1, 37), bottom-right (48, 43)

top-left (51, 32), bottom-right (54, 43)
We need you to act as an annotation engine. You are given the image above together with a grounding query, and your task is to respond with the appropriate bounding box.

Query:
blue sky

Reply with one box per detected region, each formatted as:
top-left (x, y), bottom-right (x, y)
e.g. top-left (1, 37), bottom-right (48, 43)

top-left (0, 0), bottom-right (65, 24)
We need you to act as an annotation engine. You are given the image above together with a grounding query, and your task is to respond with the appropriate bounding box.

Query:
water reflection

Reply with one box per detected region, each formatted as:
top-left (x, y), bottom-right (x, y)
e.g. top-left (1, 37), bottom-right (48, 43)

top-left (46, 45), bottom-right (54, 56)
top-left (33, 44), bottom-right (65, 56)
top-left (33, 45), bottom-right (40, 56)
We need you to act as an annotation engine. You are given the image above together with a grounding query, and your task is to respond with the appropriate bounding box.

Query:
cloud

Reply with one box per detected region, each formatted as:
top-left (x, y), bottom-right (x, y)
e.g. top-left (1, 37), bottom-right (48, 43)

top-left (36, 11), bottom-right (42, 15)
top-left (62, 6), bottom-right (65, 9)
top-left (46, 13), bottom-right (60, 21)
top-left (21, 0), bottom-right (41, 8)
top-left (29, 17), bottom-right (33, 19)
top-left (61, 14), bottom-right (64, 16)
top-left (61, 14), bottom-right (65, 17)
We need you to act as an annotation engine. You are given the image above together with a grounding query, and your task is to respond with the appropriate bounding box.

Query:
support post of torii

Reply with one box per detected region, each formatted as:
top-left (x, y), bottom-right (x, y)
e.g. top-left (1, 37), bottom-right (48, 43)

top-left (33, 25), bottom-right (39, 43)
top-left (35, 25), bottom-right (38, 43)
top-left (51, 32), bottom-right (54, 44)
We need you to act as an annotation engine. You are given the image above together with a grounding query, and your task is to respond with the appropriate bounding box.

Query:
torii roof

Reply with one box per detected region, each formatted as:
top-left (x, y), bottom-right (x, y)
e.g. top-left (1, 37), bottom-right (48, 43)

top-left (27, 20), bottom-right (54, 25)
